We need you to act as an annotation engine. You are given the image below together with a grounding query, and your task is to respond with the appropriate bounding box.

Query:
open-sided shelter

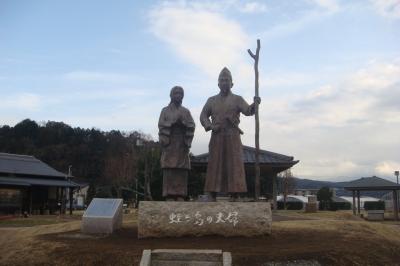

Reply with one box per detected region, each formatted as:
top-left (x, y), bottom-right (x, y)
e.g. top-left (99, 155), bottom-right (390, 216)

top-left (344, 176), bottom-right (400, 220)
top-left (0, 153), bottom-right (79, 215)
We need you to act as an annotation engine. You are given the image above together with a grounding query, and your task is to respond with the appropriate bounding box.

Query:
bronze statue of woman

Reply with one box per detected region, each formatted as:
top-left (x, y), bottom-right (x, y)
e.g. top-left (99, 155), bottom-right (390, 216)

top-left (158, 86), bottom-right (195, 201)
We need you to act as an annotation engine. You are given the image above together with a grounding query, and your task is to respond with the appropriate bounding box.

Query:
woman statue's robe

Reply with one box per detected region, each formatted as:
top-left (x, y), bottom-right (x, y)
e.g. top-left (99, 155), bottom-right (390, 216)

top-left (158, 103), bottom-right (195, 197)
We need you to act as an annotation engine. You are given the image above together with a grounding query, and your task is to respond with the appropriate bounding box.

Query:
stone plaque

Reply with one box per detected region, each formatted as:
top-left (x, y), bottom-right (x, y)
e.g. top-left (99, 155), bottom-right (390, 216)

top-left (138, 201), bottom-right (272, 238)
top-left (81, 198), bottom-right (123, 234)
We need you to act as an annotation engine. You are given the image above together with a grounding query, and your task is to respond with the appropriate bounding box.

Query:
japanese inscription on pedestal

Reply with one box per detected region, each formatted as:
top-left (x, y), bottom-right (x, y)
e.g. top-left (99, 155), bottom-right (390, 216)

top-left (169, 211), bottom-right (239, 226)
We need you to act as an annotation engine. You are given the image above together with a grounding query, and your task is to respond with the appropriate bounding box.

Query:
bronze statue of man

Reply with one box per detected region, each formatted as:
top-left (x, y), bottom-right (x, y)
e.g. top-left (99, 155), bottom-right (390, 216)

top-left (158, 86), bottom-right (195, 201)
top-left (200, 67), bottom-right (261, 201)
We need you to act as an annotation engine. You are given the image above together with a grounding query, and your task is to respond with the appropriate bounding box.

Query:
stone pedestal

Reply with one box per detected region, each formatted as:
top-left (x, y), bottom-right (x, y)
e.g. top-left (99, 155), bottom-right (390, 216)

top-left (138, 201), bottom-right (272, 238)
top-left (81, 198), bottom-right (123, 234)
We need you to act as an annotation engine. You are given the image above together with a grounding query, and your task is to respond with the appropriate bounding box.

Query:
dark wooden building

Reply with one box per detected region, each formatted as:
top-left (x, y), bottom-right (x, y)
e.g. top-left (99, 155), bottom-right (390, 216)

top-left (0, 153), bottom-right (79, 215)
top-left (191, 145), bottom-right (299, 202)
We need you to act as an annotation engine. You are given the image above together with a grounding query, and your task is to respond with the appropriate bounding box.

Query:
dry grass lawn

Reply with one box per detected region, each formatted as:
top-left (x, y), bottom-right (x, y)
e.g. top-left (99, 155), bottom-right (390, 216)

top-left (0, 210), bottom-right (399, 266)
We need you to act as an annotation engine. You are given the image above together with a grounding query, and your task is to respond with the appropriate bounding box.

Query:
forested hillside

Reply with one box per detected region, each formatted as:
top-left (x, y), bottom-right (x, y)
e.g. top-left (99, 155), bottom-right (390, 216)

top-left (0, 119), bottom-right (167, 201)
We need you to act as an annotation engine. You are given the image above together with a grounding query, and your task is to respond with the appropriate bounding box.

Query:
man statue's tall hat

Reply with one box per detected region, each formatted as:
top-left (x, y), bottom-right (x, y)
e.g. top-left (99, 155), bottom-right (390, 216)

top-left (218, 67), bottom-right (232, 81)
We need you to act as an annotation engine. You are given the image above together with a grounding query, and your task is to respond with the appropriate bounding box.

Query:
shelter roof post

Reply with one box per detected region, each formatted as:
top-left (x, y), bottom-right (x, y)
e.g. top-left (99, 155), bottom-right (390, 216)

top-left (69, 187), bottom-right (73, 215)
top-left (60, 188), bottom-right (64, 214)
top-left (393, 189), bottom-right (399, 221)
top-left (29, 187), bottom-right (32, 215)
top-left (272, 174), bottom-right (277, 210)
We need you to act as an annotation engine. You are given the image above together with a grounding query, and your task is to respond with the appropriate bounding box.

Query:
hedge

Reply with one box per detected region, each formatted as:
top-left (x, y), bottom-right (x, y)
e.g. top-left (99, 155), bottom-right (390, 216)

top-left (364, 201), bottom-right (385, 210)
top-left (277, 201), bottom-right (304, 210)
top-left (329, 202), bottom-right (351, 211)
top-left (319, 201), bottom-right (351, 211)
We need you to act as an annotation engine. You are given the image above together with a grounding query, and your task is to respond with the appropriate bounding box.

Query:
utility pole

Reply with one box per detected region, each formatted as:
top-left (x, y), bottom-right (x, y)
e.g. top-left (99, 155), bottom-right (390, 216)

top-left (135, 178), bottom-right (138, 208)
top-left (395, 171), bottom-right (399, 213)
top-left (67, 165), bottom-right (72, 215)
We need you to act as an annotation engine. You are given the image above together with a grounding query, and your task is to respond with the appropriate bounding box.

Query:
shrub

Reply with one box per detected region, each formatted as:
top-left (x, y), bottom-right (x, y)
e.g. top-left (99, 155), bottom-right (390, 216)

top-left (317, 187), bottom-right (333, 210)
top-left (95, 186), bottom-right (113, 198)
top-left (318, 201), bottom-right (330, 210)
top-left (277, 201), bottom-right (304, 210)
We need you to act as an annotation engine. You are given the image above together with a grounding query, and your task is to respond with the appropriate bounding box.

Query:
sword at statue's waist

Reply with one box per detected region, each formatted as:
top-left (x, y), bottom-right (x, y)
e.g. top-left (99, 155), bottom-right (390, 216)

top-left (211, 119), bottom-right (243, 135)
top-left (225, 117), bottom-right (243, 135)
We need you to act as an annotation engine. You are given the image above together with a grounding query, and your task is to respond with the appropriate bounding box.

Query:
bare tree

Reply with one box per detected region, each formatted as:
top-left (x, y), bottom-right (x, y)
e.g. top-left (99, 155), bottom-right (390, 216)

top-left (104, 150), bottom-right (138, 198)
top-left (281, 169), bottom-right (296, 209)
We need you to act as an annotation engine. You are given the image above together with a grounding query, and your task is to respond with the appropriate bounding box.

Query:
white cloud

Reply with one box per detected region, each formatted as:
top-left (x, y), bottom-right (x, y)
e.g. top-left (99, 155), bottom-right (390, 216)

top-left (262, 71), bottom-right (316, 88)
top-left (311, 0), bottom-right (340, 13)
top-left (163, 0), bottom-right (268, 14)
top-left (243, 59), bottom-right (400, 180)
top-left (260, 12), bottom-right (321, 41)
top-left (67, 87), bottom-right (150, 101)
top-left (148, 2), bottom-right (250, 77)
top-left (63, 105), bottom-right (159, 134)
top-left (109, 48), bottom-right (123, 54)
top-left (370, 0), bottom-right (400, 19)
top-left (1, 93), bottom-right (42, 111)
top-left (298, 159), bottom-right (367, 180)
top-left (375, 161), bottom-right (400, 177)
top-left (64, 71), bottom-right (135, 83)
top-left (276, 60), bottom-right (400, 129)
top-left (239, 2), bottom-right (268, 13)
top-left (261, 0), bottom-right (340, 41)
top-left (348, 61), bottom-right (400, 91)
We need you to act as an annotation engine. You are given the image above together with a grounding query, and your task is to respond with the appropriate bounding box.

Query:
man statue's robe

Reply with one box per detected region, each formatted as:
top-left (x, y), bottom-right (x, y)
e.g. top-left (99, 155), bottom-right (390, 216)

top-left (200, 92), bottom-right (255, 193)
top-left (158, 103), bottom-right (195, 197)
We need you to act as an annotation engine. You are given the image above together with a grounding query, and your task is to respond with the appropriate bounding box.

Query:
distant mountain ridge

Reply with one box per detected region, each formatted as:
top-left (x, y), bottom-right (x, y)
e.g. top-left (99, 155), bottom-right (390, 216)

top-left (292, 177), bottom-right (388, 198)
top-left (293, 177), bottom-right (348, 189)
top-left (293, 177), bottom-right (337, 189)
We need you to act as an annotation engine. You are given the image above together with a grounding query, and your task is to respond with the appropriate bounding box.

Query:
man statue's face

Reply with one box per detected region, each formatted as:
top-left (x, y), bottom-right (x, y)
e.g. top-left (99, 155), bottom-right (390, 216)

top-left (171, 89), bottom-right (183, 105)
top-left (218, 76), bottom-right (232, 95)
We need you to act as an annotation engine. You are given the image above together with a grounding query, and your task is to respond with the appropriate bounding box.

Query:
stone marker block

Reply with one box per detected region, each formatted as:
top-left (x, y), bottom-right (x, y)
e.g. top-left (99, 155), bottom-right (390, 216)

top-left (139, 250), bottom-right (151, 266)
top-left (81, 198), bottom-right (123, 234)
top-left (305, 202), bottom-right (318, 213)
top-left (222, 252), bottom-right (232, 266)
top-left (140, 249), bottom-right (232, 266)
top-left (367, 210), bottom-right (385, 221)
top-left (138, 201), bottom-right (271, 238)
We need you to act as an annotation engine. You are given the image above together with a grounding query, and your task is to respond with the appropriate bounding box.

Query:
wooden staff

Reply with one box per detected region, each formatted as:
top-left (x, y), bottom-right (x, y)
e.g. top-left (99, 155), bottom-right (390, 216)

top-left (248, 39), bottom-right (261, 200)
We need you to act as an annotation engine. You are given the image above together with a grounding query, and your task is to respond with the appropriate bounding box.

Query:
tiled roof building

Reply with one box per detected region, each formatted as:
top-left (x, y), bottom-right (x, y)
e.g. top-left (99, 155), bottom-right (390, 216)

top-left (0, 153), bottom-right (79, 215)
top-left (191, 145), bottom-right (299, 199)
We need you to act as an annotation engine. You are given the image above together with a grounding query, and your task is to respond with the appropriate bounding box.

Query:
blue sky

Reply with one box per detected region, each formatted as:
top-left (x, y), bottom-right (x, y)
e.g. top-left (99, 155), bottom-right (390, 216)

top-left (1, 0), bottom-right (399, 181)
